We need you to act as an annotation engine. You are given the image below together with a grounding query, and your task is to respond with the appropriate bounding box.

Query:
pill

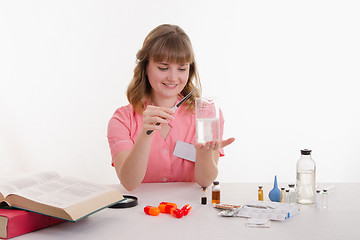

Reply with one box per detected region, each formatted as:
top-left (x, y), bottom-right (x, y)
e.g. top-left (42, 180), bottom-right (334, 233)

top-left (144, 206), bottom-right (160, 216)
top-left (170, 208), bottom-right (184, 218)
top-left (158, 202), bottom-right (177, 213)
top-left (181, 204), bottom-right (192, 216)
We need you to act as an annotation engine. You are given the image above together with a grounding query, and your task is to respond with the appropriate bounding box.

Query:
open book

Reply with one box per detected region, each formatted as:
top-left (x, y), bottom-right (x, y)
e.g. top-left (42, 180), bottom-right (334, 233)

top-left (0, 171), bottom-right (124, 222)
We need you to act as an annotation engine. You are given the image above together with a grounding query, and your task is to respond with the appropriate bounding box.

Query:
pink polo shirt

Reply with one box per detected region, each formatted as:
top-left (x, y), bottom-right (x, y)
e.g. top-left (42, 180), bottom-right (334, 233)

top-left (107, 103), bottom-right (225, 183)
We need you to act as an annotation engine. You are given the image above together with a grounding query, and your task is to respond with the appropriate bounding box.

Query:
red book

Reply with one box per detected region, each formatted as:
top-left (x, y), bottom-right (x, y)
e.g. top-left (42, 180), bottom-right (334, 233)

top-left (0, 208), bottom-right (65, 239)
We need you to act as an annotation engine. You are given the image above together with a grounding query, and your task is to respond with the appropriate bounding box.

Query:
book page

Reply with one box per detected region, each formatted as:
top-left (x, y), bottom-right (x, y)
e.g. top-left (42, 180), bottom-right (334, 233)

top-left (11, 177), bottom-right (115, 209)
top-left (0, 171), bottom-right (61, 199)
top-left (0, 216), bottom-right (7, 238)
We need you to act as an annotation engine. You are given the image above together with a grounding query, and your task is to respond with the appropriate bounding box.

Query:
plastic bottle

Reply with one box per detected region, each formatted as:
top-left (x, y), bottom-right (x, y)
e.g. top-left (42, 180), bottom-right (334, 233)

top-left (296, 149), bottom-right (316, 204)
top-left (212, 181), bottom-right (221, 204)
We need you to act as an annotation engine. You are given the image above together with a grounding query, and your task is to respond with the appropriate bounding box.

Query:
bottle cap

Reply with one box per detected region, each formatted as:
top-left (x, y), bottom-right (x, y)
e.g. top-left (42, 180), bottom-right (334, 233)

top-left (213, 181), bottom-right (219, 185)
top-left (301, 149), bottom-right (312, 155)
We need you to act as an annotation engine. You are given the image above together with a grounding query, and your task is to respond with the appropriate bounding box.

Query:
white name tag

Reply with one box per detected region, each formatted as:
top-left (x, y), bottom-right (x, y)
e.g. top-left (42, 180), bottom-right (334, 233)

top-left (173, 141), bottom-right (196, 162)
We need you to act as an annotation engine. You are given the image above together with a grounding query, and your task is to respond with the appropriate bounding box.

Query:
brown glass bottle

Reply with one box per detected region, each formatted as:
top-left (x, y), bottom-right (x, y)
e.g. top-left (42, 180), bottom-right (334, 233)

top-left (212, 181), bottom-right (220, 204)
top-left (258, 186), bottom-right (264, 201)
top-left (201, 187), bottom-right (207, 205)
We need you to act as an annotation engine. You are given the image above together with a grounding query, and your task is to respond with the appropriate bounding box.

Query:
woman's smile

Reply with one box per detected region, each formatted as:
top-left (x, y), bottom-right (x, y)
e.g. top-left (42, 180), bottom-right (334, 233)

top-left (147, 59), bottom-right (190, 103)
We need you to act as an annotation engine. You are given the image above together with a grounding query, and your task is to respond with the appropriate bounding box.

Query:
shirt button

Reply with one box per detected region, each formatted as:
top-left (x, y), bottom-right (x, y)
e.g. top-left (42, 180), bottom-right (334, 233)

top-left (162, 178), bottom-right (167, 182)
top-left (162, 149), bottom-right (168, 154)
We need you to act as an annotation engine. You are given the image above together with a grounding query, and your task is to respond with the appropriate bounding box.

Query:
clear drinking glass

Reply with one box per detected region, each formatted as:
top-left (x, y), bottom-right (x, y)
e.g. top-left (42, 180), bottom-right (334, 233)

top-left (195, 97), bottom-right (220, 143)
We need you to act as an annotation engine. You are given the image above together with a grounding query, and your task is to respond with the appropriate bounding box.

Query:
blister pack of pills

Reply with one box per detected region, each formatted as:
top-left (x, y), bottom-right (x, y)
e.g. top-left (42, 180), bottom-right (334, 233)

top-left (219, 201), bottom-right (299, 221)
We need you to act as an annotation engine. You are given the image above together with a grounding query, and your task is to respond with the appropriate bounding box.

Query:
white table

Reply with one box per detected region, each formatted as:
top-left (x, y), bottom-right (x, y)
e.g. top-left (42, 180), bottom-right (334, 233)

top-left (17, 182), bottom-right (360, 240)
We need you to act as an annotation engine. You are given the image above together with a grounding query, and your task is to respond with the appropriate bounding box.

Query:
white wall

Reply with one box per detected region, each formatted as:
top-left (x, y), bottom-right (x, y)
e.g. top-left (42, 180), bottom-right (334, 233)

top-left (1, 0), bottom-right (359, 184)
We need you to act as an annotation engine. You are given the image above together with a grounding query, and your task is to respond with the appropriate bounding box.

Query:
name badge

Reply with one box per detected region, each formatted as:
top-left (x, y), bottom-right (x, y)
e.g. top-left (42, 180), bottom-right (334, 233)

top-left (173, 141), bottom-right (196, 162)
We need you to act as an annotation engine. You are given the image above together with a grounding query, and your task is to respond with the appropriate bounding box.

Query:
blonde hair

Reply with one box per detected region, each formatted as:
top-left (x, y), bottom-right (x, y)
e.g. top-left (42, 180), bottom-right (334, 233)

top-left (127, 24), bottom-right (201, 113)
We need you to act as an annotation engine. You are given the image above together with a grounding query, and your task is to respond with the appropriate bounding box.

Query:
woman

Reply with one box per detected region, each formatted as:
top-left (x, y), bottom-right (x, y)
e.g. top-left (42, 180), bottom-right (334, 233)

top-left (107, 24), bottom-right (234, 191)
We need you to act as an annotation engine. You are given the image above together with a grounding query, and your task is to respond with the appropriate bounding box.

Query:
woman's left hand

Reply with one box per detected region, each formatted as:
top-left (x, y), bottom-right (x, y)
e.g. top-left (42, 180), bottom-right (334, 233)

top-left (194, 138), bottom-right (235, 152)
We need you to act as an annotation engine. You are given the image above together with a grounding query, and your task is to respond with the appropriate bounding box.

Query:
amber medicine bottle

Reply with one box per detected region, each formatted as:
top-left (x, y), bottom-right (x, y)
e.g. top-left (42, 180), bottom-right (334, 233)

top-left (280, 188), bottom-right (286, 203)
top-left (201, 187), bottom-right (207, 205)
top-left (212, 181), bottom-right (221, 204)
top-left (258, 186), bottom-right (264, 201)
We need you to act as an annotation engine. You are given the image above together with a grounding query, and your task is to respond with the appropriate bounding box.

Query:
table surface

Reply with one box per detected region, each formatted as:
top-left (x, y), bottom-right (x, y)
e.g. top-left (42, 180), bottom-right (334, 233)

top-left (16, 182), bottom-right (360, 240)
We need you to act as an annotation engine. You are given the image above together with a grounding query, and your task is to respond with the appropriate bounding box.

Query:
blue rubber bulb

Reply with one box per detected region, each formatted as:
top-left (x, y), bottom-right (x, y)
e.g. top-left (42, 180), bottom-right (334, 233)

top-left (268, 175), bottom-right (280, 202)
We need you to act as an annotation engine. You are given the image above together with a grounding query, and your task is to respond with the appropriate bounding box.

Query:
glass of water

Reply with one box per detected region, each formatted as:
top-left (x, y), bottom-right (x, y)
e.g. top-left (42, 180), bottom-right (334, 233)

top-left (195, 97), bottom-right (220, 143)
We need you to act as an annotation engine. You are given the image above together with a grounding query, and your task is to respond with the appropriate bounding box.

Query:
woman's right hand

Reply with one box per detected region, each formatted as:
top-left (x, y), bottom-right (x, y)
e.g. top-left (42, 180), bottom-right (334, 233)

top-left (142, 105), bottom-right (175, 134)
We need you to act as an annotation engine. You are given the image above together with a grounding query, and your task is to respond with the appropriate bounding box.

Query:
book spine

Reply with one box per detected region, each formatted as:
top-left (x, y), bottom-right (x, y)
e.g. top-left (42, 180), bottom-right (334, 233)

top-left (2, 210), bottom-right (65, 239)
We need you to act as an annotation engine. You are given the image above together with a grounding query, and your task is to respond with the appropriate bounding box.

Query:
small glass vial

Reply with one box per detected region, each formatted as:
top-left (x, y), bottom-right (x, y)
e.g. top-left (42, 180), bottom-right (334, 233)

top-left (288, 184), bottom-right (296, 204)
top-left (315, 190), bottom-right (321, 209)
top-left (285, 189), bottom-right (290, 203)
top-left (258, 186), bottom-right (264, 201)
top-left (322, 189), bottom-right (328, 209)
top-left (280, 188), bottom-right (286, 203)
top-left (212, 181), bottom-right (221, 204)
top-left (201, 187), bottom-right (207, 205)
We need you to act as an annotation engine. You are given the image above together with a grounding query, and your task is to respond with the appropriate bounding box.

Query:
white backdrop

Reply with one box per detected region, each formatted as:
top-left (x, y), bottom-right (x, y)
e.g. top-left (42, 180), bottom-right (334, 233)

top-left (1, 0), bottom-right (359, 185)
